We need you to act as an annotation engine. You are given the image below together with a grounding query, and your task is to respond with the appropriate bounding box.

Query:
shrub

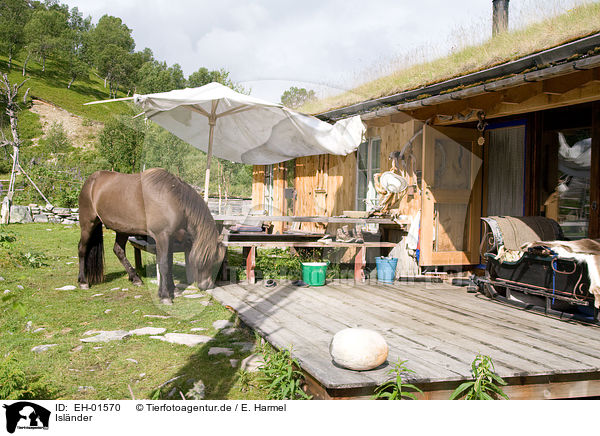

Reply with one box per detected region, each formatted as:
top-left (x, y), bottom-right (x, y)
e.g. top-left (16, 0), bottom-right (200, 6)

top-left (372, 359), bottom-right (422, 400)
top-left (258, 344), bottom-right (311, 400)
top-left (0, 356), bottom-right (57, 400)
top-left (449, 354), bottom-right (508, 400)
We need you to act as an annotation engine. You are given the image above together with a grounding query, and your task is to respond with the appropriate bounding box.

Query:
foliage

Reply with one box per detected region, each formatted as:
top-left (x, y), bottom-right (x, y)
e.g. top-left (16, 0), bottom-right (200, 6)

top-left (42, 121), bottom-right (71, 154)
top-left (280, 86), bottom-right (316, 109)
top-left (254, 248), bottom-right (302, 280)
top-left (187, 67), bottom-right (248, 94)
top-left (0, 225), bottom-right (16, 248)
top-left (136, 60), bottom-right (186, 94)
top-left (0, 355), bottom-right (57, 400)
top-left (258, 344), bottom-right (311, 400)
top-left (11, 250), bottom-right (49, 268)
top-left (24, 8), bottom-right (68, 73)
top-left (372, 359), bottom-right (422, 400)
top-left (98, 114), bottom-right (145, 173)
top-left (449, 354), bottom-right (508, 400)
top-left (0, 0), bottom-right (30, 69)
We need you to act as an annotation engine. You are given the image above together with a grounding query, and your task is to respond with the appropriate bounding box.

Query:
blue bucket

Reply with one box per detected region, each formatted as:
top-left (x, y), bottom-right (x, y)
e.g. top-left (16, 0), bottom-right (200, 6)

top-left (375, 257), bottom-right (398, 284)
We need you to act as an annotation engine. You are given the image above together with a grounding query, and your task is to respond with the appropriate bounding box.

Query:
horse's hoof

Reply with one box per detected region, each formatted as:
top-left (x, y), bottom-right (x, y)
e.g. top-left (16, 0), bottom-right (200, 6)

top-left (79, 283), bottom-right (89, 290)
top-left (160, 298), bottom-right (173, 306)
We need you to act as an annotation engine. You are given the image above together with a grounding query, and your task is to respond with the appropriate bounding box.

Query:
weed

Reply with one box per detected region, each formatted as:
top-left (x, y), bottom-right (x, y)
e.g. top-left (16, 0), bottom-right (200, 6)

top-left (0, 225), bottom-right (16, 248)
top-left (237, 369), bottom-right (254, 392)
top-left (11, 251), bottom-right (49, 268)
top-left (372, 359), bottom-right (422, 400)
top-left (258, 345), bottom-right (311, 400)
top-left (449, 354), bottom-right (508, 400)
top-left (0, 355), bottom-right (57, 400)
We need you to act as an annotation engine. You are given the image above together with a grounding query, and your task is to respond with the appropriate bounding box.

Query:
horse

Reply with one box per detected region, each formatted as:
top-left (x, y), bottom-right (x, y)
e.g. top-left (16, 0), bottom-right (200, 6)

top-left (77, 168), bottom-right (226, 305)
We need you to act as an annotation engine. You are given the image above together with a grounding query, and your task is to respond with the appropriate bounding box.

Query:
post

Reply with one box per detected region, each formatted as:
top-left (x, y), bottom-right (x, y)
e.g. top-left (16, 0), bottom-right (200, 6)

top-left (492, 0), bottom-right (510, 36)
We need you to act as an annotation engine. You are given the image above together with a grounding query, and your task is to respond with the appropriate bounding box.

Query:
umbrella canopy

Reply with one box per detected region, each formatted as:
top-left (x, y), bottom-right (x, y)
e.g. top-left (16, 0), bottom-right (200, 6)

top-left (89, 82), bottom-right (365, 200)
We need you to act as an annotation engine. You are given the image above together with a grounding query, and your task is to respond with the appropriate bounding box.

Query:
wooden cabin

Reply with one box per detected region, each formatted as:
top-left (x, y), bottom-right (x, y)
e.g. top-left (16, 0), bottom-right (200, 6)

top-left (251, 32), bottom-right (600, 273)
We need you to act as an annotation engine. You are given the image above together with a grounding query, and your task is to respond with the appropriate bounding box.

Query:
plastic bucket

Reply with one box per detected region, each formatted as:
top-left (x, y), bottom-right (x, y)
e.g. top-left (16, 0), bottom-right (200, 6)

top-left (301, 261), bottom-right (329, 286)
top-left (375, 257), bottom-right (398, 284)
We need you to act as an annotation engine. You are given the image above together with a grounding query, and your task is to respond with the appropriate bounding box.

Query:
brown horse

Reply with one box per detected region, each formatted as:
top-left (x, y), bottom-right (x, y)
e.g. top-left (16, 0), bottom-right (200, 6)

top-left (77, 168), bottom-right (225, 304)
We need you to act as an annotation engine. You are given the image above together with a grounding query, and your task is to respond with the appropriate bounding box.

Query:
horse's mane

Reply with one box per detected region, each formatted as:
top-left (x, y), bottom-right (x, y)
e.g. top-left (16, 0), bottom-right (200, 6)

top-left (142, 168), bottom-right (220, 280)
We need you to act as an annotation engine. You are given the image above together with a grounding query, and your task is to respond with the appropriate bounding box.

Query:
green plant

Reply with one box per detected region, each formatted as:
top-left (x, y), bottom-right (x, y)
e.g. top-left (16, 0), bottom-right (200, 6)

top-left (0, 225), bottom-right (16, 248)
top-left (0, 355), bottom-right (57, 399)
top-left (237, 369), bottom-right (253, 392)
top-left (372, 359), bottom-right (422, 400)
top-left (12, 250), bottom-right (48, 268)
top-left (449, 354), bottom-right (508, 400)
top-left (258, 345), bottom-right (311, 400)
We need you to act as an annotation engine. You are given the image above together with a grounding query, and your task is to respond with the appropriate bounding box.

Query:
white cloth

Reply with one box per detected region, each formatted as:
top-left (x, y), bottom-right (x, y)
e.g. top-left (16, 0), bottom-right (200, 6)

top-left (133, 82), bottom-right (365, 165)
top-left (406, 210), bottom-right (421, 251)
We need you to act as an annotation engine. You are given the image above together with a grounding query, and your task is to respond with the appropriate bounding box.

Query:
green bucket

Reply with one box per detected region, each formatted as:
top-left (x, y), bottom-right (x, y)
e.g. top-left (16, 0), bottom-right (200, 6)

top-left (301, 261), bottom-right (329, 286)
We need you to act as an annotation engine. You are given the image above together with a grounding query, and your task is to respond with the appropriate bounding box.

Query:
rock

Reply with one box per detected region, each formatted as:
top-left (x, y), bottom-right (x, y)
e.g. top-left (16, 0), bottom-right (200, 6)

top-left (71, 345), bottom-right (83, 353)
top-left (208, 347), bottom-right (234, 356)
top-left (66, 261), bottom-right (74, 265)
top-left (9, 205), bottom-right (33, 223)
top-left (129, 327), bottom-right (166, 335)
top-left (150, 333), bottom-right (212, 347)
top-left (143, 315), bottom-right (171, 319)
top-left (53, 207), bottom-right (71, 217)
top-left (70, 208), bottom-right (79, 213)
top-left (33, 327), bottom-right (46, 333)
top-left (240, 354), bottom-right (263, 372)
top-left (33, 214), bottom-right (49, 223)
top-left (329, 328), bottom-right (388, 371)
top-left (45, 203), bottom-right (54, 211)
top-left (183, 294), bottom-right (204, 299)
top-left (91, 293), bottom-right (103, 297)
top-left (185, 380), bottom-right (205, 400)
top-left (0, 276), bottom-right (4, 281)
top-left (213, 320), bottom-right (233, 330)
top-left (190, 327), bottom-right (206, 332)
top-left (110, 287), bottom-right (120, 291)
top-left (126, 358), bottom-right (138, 364)
top-left (230, 359), bottom-right (239, 368)
top-left (16, 285), bottom-right (23, 290)
top-left (80, 330), bottom-right (131, 343)
top-left (78, 386), bottom-right (96, 392)
top-left (3, 290), bottom-right (10, 294)
top-left (134, 295), bottom-right (142, 299)
top-left (233, 342), bottom-right (255, 352)
top-left (139, 373), bottom-right (146, 378)
top-left (104, 309), bottom-right (111, 314)
top-left (55, 285), bottom-right (77, 291)
top-left (221, 328), bottom-right (238, 336)
top-left (0, 197), bottom-right (10, 223)
top-left (31, 344), bottom-right (58, 353)
top-left (25, 321), bottom-right (32, 331)
top-left (62, 219), bottom-right (76, 225)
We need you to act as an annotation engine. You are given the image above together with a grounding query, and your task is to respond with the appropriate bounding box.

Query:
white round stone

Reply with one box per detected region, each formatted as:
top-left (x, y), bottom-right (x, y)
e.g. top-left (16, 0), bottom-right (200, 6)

top-left (329, 328), bottom-right (388, 371)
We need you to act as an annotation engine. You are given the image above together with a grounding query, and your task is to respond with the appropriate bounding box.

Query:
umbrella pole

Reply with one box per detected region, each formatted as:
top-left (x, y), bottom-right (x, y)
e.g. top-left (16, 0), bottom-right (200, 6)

top-left (204, 117), bottom-right (216, 202)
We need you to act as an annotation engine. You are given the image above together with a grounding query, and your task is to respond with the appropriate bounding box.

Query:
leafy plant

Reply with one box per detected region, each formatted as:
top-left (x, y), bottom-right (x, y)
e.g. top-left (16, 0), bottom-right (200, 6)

top-left (258, 345), bottom-right (311, 400)
top-left (449, 354), bottom-right (509, 400)
top-left (12, 250), bottom-right (48, 268)
top-left (0, 225), bottom-right (16, 248)
top-left (0, 355), bottom-right (57, 400)
top-left (372, 359), bottom-right (422, 400)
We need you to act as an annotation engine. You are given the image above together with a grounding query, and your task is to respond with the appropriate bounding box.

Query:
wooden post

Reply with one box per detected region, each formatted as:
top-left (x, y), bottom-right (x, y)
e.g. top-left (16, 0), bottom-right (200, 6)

top-left (589, 101), bottom-right (600, 238)
top-left (354, 246), bottom-right (366, 283)
top-left (492, 0), bottom-right (510, 36)
top-left (244, 246), bottom-right (256, 284)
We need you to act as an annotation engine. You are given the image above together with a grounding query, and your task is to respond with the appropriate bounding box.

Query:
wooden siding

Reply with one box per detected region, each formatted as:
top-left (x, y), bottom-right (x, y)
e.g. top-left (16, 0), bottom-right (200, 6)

top-left (251, 165), bottom-right (265, 212)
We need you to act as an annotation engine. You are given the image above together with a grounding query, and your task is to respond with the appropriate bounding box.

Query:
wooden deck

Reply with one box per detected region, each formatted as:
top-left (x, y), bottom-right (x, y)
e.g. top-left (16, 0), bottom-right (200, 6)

top-left (210, 280), bottom-right (600, 399)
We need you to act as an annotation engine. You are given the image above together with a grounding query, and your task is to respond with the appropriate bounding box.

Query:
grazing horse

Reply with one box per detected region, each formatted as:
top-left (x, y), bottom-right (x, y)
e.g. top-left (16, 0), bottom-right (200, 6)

top-left (77, 168), bottom-right (225, 304)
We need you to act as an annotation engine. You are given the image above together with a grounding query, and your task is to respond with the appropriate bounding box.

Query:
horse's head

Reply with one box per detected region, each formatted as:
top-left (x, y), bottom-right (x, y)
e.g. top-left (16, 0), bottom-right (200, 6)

top-left (194, 234), bottom-right (226, 290)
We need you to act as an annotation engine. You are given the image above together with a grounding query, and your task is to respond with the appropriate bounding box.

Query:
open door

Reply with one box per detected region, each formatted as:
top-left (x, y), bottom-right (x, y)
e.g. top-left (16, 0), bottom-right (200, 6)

top-left (420, 125), bottom-right (483, 266)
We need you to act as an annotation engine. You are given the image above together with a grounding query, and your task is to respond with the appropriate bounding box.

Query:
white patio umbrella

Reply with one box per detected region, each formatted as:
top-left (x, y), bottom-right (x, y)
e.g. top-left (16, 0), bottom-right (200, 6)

top-left (87, 82), bottom-right (365, 201)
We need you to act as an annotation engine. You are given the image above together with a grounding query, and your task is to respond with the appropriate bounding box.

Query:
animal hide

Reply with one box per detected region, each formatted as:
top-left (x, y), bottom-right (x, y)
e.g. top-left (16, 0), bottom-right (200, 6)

top-left (521, 239), bottom-right (600, 308)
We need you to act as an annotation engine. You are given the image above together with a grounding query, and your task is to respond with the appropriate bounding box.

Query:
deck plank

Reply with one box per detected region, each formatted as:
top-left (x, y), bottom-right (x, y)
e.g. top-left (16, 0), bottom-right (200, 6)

top-left (211, 281), bottom-right (600, 394)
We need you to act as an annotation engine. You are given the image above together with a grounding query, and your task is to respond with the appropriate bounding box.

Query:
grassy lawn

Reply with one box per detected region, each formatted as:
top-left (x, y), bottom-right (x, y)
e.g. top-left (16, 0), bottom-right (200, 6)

top-left (0, 224), bottom-right (269, 400)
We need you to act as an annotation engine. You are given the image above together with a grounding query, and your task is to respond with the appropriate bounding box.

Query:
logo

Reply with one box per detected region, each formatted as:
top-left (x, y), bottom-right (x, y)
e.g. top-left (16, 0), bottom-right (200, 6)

top-left (3, 402), bottom-right (50, 434)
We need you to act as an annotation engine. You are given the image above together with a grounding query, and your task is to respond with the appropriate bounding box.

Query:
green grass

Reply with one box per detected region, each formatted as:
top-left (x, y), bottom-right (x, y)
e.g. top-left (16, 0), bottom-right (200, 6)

top-left (0, 224), bottom-right (270, 400)
top-left (1, 54), bottom-right (131, 124)
top-left (304, 2), bottom-right (600, 114)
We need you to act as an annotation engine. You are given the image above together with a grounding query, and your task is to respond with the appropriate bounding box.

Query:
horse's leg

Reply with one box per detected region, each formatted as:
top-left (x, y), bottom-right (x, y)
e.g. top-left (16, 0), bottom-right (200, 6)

top-left (155, 233), bottom-right (175, 305)
top-left (113, 233), bottom-right (143, 286)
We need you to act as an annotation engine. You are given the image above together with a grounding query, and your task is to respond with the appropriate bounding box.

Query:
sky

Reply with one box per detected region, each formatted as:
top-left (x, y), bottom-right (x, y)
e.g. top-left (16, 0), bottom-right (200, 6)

top-left (66, 0), bottom-right (593, 102)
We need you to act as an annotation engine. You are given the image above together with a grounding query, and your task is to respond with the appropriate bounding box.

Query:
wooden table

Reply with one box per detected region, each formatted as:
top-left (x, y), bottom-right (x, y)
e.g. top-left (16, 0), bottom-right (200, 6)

top-left (214, 215), bottom-right (409, 226)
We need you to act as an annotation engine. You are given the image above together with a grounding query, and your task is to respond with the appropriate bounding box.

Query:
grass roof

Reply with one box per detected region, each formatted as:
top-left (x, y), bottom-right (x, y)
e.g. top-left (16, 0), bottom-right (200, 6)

top-left (304, 2), bottom-right (600, 115)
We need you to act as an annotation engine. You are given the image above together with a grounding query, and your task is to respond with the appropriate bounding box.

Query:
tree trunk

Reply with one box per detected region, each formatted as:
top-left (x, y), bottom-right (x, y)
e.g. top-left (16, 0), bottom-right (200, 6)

top-left (7, 48), bottom-right (12, 69)
top-left (22, 53), bottom-right (31, 76)
top-left (42, 54), bottom-right (46, 72)
top-left (68, 76), bottom-right (75, 89)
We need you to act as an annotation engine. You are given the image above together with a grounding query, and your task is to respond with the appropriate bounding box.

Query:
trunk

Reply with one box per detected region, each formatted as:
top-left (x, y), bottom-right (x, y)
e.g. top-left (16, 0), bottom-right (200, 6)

top-left (68, 76), bottom-right (75, 89)
top-left (492, 0), bottom-right (510, 36)
top-left (42, 54), bottom-right (46, 72)
top-left (7, 48), bottom-right (12, 69)
top-left (22, 53), bottom-right (30, 76)
top-left (104, 76), bottom-right (107, 88)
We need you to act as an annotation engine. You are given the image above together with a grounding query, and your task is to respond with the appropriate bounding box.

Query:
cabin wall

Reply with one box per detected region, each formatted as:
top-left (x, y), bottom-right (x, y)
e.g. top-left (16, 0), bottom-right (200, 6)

top-left (251, 165), bottom-right (265, 212)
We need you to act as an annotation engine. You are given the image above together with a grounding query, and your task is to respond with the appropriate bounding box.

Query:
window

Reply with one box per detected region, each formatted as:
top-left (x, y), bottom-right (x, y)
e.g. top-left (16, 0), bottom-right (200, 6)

top-left (356, 138), bottom-right (381, 211)
top-left (556, 129), bottom-right (591, 239)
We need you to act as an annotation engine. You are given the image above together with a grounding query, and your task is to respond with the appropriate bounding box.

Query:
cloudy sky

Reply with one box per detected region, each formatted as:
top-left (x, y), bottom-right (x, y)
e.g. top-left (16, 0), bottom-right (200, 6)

top-left (67, 0), bottom-right (590, 102)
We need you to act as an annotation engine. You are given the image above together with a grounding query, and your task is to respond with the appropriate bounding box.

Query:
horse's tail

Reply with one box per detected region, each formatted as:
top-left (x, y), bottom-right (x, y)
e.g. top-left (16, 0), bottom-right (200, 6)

top-left (85, 223), bottom-right (104, 285)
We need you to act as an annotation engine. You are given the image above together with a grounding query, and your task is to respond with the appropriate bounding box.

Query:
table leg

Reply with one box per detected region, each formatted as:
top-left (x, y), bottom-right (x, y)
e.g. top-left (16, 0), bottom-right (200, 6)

top-left (354, 246), bottom-right (366, 283)
top-left (244, 246), bottom-right (256, 285)
top-left (134, 246), bottom-right (142, 272)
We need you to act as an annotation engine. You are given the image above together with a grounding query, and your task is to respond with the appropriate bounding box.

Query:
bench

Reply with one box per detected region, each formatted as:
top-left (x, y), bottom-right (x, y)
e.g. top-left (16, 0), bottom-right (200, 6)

top-left (128, 235), bottom-right (398, 285)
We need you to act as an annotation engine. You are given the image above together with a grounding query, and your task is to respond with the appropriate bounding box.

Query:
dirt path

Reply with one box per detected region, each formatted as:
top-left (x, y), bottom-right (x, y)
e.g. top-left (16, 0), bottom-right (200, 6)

top-left (29, 99), bottom-right (103, 148)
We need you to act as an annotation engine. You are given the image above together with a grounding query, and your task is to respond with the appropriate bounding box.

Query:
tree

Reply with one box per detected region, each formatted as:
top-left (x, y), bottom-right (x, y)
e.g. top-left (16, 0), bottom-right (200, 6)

top-left (0, 0), bottom-right (31, 69)
top-left (96, 44), bottom-right (136, 98)
top-left (23, 8), bottom-right (68, 72)
top-left (85, 15), bottom-right (134, 70)
top-left (136, 61), bottom-right (186, 94)
top-left (59, 6), bottom-right (91, 88)
top-left (187, 67), bottom-right (248, 93)
top-left (97, 115), bottom-right (144, 173)
top-left (280, 86), bottom-right (316, 109)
